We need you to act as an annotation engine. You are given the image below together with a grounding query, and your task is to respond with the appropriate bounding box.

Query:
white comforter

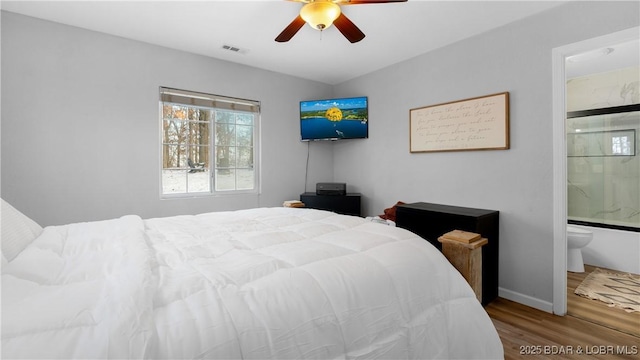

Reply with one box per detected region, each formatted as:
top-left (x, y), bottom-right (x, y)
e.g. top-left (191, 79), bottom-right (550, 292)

top-left (2, 207), bottom-right (503, 359)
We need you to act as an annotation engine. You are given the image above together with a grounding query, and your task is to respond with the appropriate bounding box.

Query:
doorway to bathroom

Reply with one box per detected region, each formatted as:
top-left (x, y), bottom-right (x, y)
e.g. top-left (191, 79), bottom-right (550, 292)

top-left (552, 27), bottom-right (640, 316)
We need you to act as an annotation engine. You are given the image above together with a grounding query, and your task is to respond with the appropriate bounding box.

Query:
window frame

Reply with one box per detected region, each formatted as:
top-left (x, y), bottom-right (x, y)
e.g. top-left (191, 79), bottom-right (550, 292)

top-left (159, 87), bottom-right (260, 199)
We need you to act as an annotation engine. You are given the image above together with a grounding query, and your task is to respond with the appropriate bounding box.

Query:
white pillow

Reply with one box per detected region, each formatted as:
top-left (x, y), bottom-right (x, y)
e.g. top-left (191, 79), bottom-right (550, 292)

top-left (1, 199), bottom-right (43, 261)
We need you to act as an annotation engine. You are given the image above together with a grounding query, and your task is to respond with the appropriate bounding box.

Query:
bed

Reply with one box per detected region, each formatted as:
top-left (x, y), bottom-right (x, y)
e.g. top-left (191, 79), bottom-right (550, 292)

top-left (2, 201), bottom-right (504, 359)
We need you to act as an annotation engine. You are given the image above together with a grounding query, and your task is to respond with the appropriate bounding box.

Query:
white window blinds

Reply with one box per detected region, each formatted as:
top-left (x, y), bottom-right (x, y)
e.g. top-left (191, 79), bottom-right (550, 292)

top-left (160, 87), bottom-right (260, 113)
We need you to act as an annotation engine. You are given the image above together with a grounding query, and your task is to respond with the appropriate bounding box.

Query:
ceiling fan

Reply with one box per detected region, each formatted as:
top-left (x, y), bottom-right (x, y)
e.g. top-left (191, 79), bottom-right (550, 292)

top-left (275, 0), bottom-right (408, 44)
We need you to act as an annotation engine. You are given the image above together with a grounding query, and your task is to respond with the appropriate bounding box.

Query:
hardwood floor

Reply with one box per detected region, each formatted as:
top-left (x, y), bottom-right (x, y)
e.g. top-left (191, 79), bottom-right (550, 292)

top-left (486, 266), bottom-right (639, 359)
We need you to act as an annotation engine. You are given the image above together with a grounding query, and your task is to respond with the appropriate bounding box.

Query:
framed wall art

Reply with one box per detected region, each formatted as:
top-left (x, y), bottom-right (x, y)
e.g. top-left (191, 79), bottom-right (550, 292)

top-left (410, 92), bottom-right (510, 153)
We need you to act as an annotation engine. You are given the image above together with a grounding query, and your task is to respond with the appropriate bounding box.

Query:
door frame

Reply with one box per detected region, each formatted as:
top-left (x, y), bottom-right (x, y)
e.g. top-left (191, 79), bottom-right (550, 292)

top-left (551, 26), bottom-right (639, 315)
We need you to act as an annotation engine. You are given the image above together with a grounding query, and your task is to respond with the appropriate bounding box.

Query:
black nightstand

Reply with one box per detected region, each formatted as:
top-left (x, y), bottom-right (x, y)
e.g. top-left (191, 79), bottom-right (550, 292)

top-left (395, 202), bottom-right (499, 306)
top-left (300, 192), bottom-right (361, 217)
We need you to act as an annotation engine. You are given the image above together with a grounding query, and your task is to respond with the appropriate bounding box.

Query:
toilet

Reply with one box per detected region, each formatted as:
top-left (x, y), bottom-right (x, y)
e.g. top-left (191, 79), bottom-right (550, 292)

top-left (567, 225), bottom-right (593, 273)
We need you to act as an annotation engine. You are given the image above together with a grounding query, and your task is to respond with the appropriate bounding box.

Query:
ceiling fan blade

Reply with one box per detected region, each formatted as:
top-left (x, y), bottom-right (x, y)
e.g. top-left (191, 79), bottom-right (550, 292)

top-left (340, 0), bottom-right (407, 4)
top-left (333, 13), bottom-right (365, 43)
top-left (275, 15), bottom-right (306, 42)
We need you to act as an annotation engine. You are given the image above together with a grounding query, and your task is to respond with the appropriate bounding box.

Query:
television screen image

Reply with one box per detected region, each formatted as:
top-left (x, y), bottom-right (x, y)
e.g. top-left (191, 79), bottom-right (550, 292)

top-left (300, 96), bottom-right (368, 141)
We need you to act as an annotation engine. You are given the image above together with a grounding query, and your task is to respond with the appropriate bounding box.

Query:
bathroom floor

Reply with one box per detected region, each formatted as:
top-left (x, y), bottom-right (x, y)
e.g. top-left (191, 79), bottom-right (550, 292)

top-left (567, 264), bottom-right (640, 337)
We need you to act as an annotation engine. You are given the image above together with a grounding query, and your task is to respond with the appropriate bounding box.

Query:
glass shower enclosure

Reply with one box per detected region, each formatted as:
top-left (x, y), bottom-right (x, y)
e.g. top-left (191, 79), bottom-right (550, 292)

top-left (567, 105), bottom-right (640, 231)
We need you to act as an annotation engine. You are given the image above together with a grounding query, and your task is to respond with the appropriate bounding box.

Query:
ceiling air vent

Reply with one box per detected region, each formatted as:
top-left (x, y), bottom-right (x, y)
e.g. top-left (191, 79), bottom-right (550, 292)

top-left (222, 45), bottom-right (241, 52)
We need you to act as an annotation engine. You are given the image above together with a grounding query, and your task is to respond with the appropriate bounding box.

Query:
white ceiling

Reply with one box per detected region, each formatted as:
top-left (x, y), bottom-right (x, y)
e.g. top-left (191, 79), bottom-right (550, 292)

top-left (1, 0), bottom-right (574, 84)
top-left (566, 39), bottom-right (640, 79)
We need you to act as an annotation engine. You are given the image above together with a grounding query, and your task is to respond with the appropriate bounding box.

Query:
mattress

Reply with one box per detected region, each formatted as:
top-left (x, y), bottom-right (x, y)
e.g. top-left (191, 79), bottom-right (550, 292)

top-left (2, 207), bottom-right (503, 359)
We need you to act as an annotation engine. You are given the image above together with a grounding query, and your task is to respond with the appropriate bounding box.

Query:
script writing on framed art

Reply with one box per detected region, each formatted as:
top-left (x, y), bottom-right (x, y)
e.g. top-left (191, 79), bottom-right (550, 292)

top-left (410, 92), bottom-right (510, 153)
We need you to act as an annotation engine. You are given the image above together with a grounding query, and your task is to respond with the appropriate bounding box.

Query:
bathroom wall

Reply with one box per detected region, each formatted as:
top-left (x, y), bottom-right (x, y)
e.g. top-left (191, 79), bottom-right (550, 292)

top-left (567, 66), bottom-right (639, 111)
top-left (567, 64), bottom-right (640, 274)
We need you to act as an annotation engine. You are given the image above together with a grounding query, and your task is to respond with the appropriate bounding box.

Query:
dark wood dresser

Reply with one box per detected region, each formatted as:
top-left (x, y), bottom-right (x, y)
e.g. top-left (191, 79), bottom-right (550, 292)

top-left (395, 202), bottom-right (499, 306)
top-left (299, 192), bottom-right (362, 217)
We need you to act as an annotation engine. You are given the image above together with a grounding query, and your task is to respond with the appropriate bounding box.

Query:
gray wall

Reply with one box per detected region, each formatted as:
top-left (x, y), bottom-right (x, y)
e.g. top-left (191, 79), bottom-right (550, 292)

top-left (1, 11), bottom-right (334, 226)
top-left (332, 1), bottom-right (639, 306)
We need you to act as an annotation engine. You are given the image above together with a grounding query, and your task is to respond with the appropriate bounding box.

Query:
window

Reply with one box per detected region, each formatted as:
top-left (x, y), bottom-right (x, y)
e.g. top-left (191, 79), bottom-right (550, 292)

top-left (611, 135), bottom-right (632, 155)
top-left (160, 87), bottom-right (260, 197)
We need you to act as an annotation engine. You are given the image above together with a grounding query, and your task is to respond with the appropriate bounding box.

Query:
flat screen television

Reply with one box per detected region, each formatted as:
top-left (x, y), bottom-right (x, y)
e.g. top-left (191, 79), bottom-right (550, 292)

top-left (300, 96), bottom-right (368, 141)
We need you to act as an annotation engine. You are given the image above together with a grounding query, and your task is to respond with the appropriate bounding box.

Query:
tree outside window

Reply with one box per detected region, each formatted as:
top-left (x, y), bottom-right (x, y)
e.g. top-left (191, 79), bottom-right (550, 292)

top-left (160, 88), bottom-right (259, 197)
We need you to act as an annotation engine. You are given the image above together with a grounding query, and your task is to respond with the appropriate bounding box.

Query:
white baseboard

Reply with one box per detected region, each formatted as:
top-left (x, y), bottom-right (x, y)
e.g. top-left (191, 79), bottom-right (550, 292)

top-left (498, 287), bottom-right (554, 314)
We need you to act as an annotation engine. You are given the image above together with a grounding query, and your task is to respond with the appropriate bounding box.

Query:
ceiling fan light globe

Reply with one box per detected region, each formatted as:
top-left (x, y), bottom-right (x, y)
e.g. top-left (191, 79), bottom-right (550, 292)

top-left (300, 2), bottom-right (341, 31)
